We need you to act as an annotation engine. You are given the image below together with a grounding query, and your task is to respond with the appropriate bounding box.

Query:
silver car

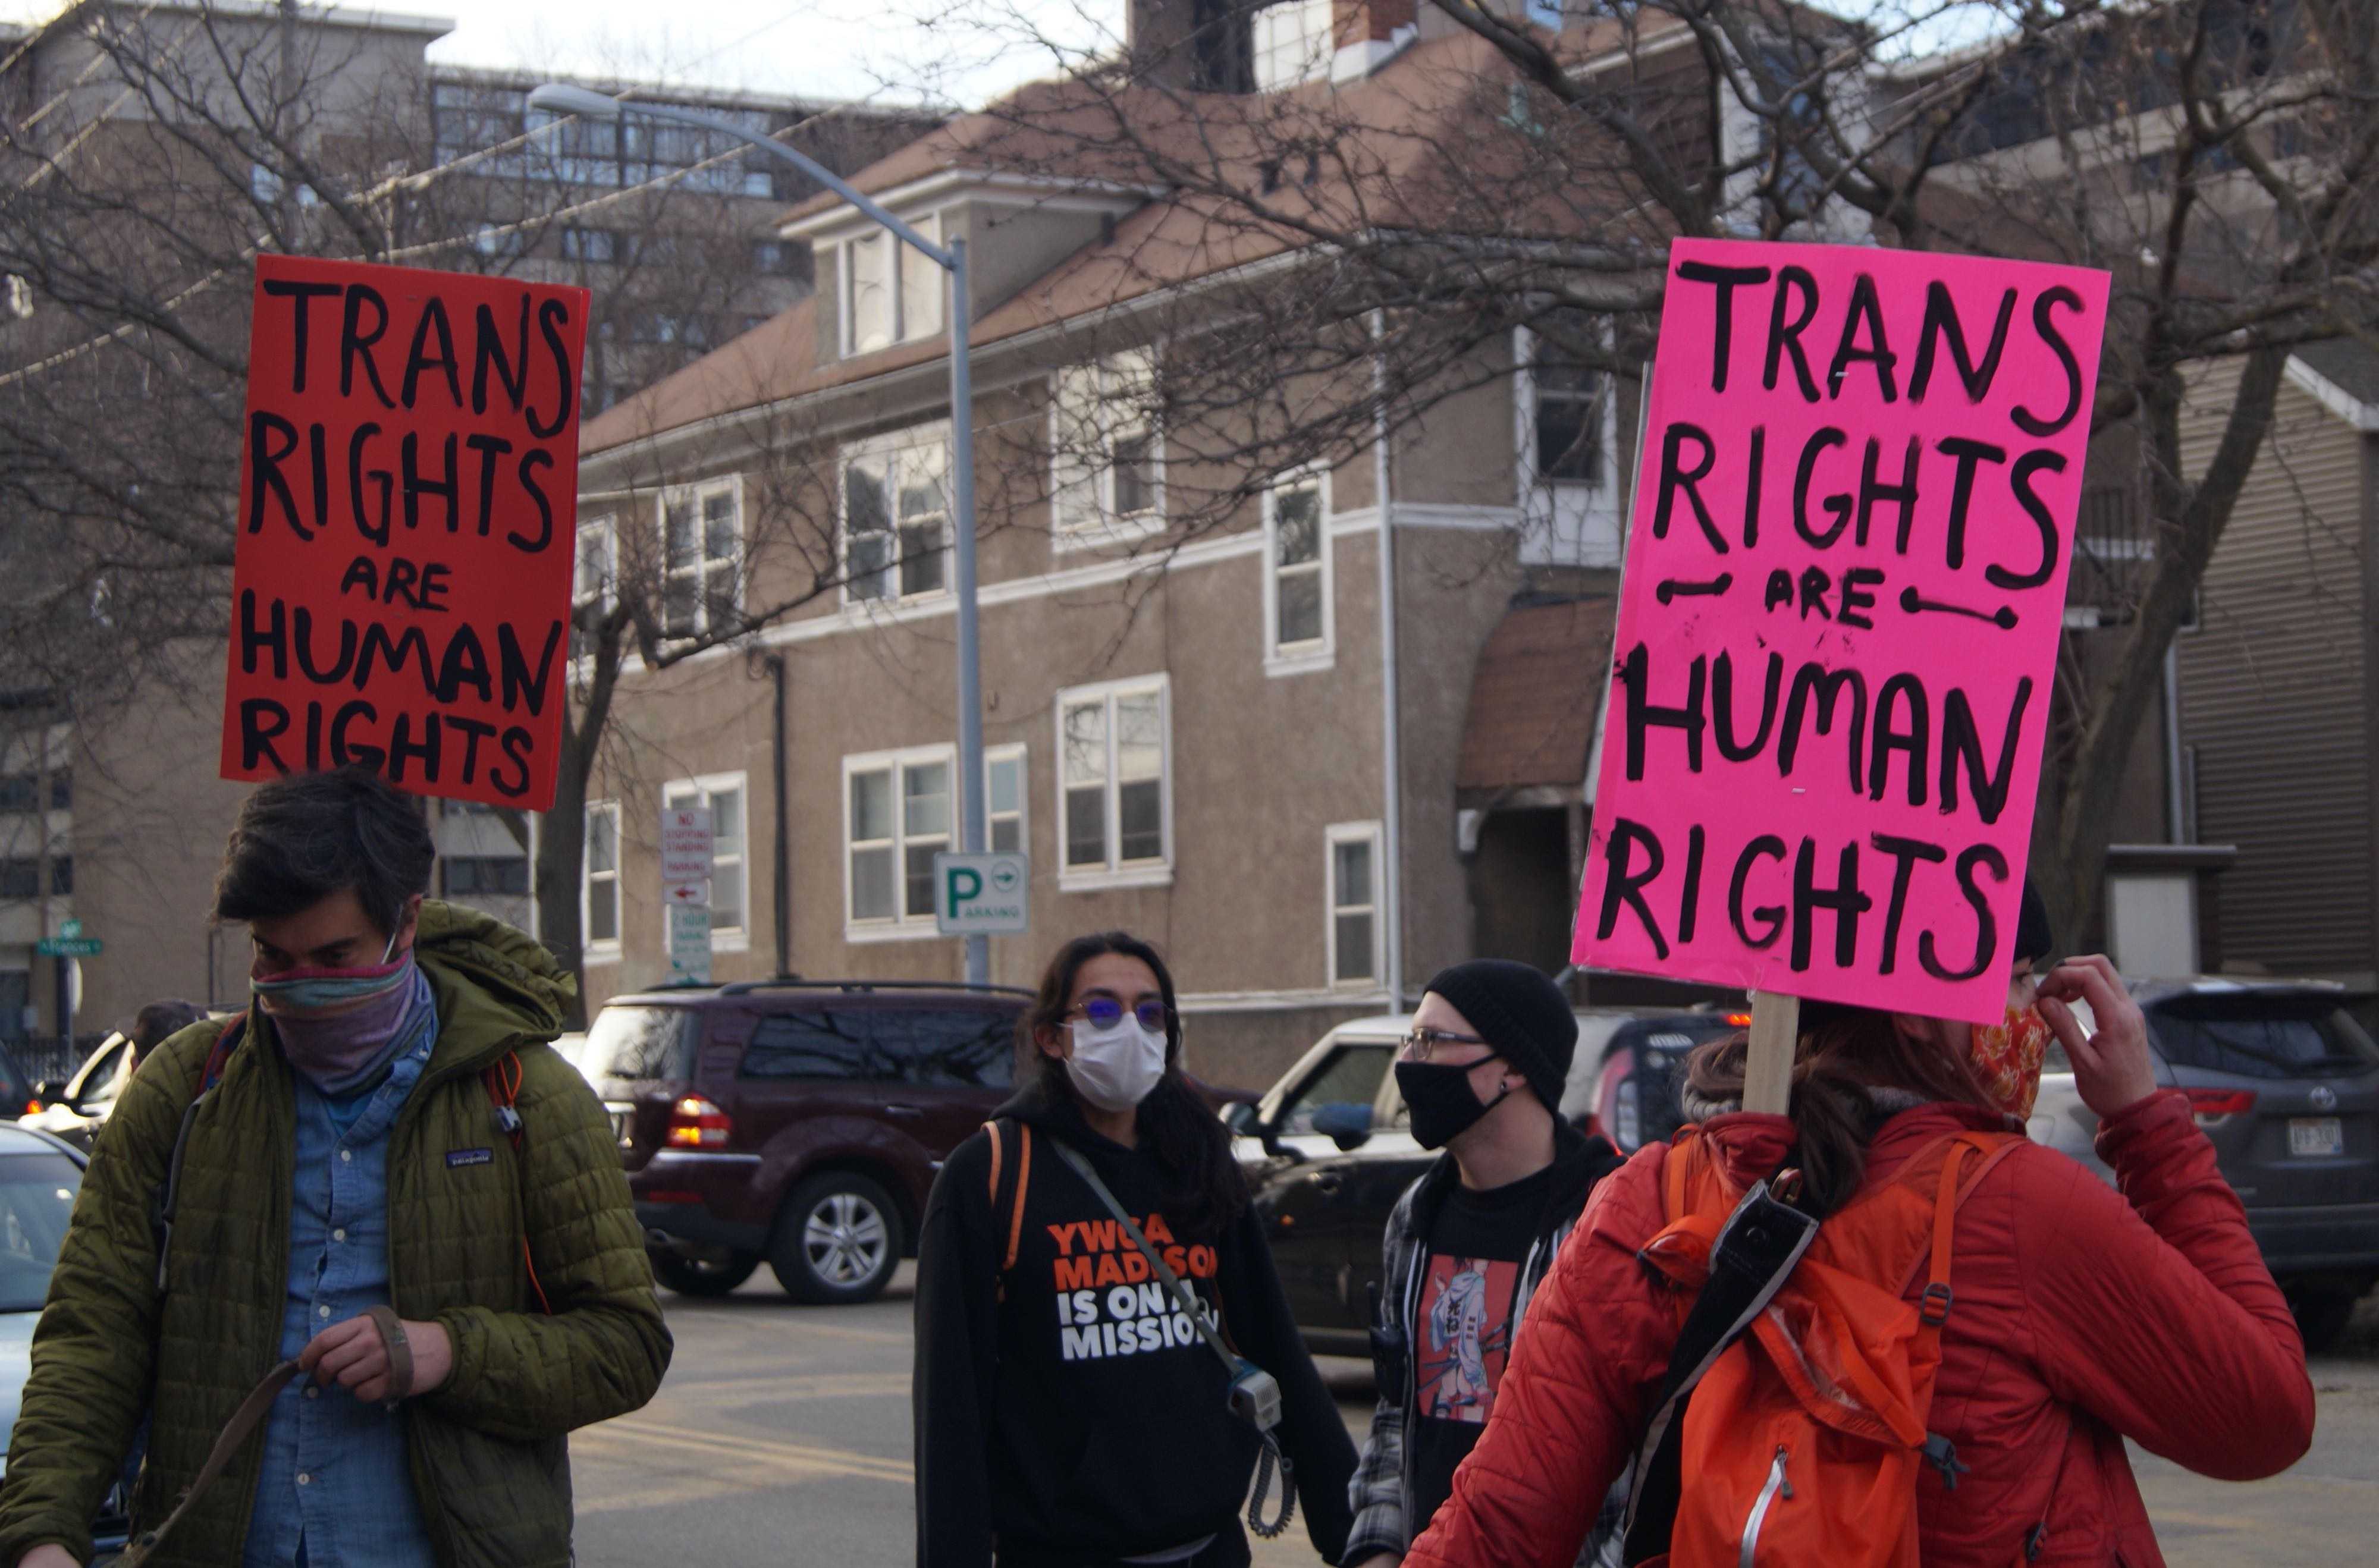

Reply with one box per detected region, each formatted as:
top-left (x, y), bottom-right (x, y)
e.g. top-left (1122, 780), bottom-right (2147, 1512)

top-left (2028, 978), bottom-right (2379, 1351)
top-left (0, 1120), bottom-right (130, 1554)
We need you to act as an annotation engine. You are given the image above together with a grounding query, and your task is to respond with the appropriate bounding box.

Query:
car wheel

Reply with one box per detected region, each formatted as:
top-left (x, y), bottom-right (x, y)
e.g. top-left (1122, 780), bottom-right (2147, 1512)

top-left (649, 1248), bottom-right (761, 1298)
top-left (770, 1173), bottom-right (903, 1304)
top-left (2286, 1282), bottom-right (2361, 1355)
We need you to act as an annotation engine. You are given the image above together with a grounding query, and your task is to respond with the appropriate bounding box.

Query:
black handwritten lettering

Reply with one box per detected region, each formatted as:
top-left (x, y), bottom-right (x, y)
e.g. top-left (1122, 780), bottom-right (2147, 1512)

top-left (1909, 282), bottom-right (2016, 404)
top-left (1675, 260), bottom-right (1771, 391)
top-left (1764, 265), bottom-right (1821, 400)
top-left (1919, 844), bottom-right (2005, 981)
top-left (1595, 818), bottom-right (1669, 959)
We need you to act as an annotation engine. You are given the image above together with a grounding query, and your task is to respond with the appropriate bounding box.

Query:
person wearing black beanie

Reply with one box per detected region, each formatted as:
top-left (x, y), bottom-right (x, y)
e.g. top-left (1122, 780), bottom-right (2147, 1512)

top-left (1345, 963), bottom-right (1624, 1568)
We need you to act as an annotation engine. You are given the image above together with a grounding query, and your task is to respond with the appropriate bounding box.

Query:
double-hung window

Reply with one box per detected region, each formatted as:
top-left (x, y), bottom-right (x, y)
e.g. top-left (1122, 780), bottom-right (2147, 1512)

top-left (1050, 349), bottom-right (1163, 544)
top-left (843, 425), bottom-right (952, 603)
top-left (986, 744), bottom-right (1027, 854)
top-left (1326, 822), bottom-right (1383, 986)
top-left (661, 480), bottom-right (740, 637)
top-left (583, 802), bottom-right (621, 956)
top-left (838, 212), bottom-right (944, 357)
top-left (1532, 345), bottom-right (1606, 485)
top-left (1058, 677), bottom-right (1170, 888)
top-left (664, 774), bottom-right (749, 944)
top-left (572, 516), bottom-right (615, 659)
top-left (845, 747), bottom-right (956, 937)
top-left (1263, 471), bottom-right (1332, 673)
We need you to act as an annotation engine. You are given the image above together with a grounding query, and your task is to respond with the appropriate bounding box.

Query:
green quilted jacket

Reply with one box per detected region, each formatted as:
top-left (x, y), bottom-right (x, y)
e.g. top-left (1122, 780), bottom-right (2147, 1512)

top-left (0, 901), bottom-right (671, 1568)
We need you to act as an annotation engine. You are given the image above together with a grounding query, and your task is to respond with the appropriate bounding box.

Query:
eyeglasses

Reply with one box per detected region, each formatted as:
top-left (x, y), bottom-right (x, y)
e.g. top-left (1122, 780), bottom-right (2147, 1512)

top-left (1399, 1027), bottom-right (1494, 1063)
top-left (1073, 997), bottom-right (1171, 1032)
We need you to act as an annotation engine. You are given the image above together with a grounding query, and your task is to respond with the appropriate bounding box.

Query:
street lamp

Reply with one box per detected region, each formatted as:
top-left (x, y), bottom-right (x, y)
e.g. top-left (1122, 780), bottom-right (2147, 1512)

top-left (529, 83), bottom-right (993, 987)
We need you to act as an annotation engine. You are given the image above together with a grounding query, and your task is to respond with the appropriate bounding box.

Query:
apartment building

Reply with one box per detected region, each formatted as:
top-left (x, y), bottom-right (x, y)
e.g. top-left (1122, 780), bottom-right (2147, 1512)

top-left (0, 1), bottom-right (933, 1045)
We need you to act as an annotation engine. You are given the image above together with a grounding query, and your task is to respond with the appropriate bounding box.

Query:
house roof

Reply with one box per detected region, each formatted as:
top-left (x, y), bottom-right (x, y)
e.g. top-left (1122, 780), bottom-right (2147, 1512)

top-left (582, 23), bottom-right (1684, 457)
top-left (1456, 596), bottom-right (1617, 796)
top-left (2294, 339), bottom-right (2379, 411)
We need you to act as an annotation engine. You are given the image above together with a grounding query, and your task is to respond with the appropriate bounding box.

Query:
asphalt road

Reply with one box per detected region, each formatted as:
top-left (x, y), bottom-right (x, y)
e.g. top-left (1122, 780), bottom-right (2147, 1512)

top-left (570, 1268), bottom-right (2379, 1567)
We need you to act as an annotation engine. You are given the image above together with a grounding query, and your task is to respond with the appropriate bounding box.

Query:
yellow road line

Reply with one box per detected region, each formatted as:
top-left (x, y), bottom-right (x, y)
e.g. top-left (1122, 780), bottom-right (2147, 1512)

top-left (578, 1416), bottom-right (912, 1485)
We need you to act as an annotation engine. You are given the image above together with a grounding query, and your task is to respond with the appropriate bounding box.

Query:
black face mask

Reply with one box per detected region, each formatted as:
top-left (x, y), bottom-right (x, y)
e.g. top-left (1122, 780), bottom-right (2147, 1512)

top-left (1395, 1057), bottom-right (1509, 1151)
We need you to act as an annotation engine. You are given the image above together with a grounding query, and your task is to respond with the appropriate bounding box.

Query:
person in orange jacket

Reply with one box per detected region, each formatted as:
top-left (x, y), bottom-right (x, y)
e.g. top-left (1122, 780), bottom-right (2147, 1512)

top-left (1402, 891), bottom-right (2314, 1568)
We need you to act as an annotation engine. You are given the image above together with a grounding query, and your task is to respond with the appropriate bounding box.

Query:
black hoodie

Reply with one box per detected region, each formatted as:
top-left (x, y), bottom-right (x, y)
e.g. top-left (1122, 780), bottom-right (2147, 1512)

top-left (912, 1079), bottom-right (1357, 1568)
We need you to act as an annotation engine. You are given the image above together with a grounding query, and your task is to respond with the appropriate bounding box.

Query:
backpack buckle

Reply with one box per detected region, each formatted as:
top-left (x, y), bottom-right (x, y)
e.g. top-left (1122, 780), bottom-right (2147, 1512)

top-left (1918, 1280), bottom-right (1954, 1325)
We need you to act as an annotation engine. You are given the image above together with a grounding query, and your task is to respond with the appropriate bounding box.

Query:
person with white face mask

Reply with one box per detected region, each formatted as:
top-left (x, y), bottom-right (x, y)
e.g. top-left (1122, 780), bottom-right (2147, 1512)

top-left (911, 932), bottom-right (1356, 1568)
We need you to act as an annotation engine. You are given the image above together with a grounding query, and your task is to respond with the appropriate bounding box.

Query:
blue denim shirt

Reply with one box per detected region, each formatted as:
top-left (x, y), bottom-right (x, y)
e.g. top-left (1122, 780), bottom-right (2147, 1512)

top-left (243, 981), bottom-right (440, 1568)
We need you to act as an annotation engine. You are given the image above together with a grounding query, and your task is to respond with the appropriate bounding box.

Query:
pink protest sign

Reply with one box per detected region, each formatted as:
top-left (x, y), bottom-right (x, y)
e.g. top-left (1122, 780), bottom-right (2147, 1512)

top-left (1573, 238), bottom-right (2111, 1023)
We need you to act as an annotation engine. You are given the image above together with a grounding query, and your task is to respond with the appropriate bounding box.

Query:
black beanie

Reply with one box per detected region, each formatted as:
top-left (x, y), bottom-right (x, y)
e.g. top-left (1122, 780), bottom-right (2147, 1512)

top-left (2016, 878), bottom-right (2055, 966)
top-left (1421, 960), bottom-right (1577, 1111)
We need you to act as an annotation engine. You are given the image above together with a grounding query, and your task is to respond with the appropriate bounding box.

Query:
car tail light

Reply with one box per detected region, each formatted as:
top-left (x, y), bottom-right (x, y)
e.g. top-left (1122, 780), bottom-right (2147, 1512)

top-left (2183, 1088), bottom-right (2256, 1125)
top-left (666, 1096), bottom-right (731, 1148)
top-left (644, 1190), bottom-right (705, 1205)
top-left (1724, 1013), bottom-right (1753, 1027)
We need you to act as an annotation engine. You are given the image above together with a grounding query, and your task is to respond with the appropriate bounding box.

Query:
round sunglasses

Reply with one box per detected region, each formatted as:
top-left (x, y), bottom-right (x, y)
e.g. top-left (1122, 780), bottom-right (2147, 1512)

top-left (1071, 996), bottom-right (1172, 1032)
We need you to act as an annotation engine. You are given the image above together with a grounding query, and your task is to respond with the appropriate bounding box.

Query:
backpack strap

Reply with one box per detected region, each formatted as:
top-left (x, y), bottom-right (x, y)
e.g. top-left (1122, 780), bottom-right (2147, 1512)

top-left (984, 1118), bottom-right (1033, 1300)
top-left (150, 1012), bottom-right (250, 1291)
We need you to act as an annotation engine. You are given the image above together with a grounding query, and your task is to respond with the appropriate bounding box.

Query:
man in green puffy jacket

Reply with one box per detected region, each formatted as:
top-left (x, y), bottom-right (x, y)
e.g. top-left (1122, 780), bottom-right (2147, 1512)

top-left (0, 767), bottom-right (670, 1568)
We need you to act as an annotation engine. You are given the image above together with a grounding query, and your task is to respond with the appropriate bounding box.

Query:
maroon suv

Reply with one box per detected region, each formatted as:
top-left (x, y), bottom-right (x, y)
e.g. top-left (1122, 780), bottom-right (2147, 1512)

top-left (579, 978), bottom-right (1030, 1302)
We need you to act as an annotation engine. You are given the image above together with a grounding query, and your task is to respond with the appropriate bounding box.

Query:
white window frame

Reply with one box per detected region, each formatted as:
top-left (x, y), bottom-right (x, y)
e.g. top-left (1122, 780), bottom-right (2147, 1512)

top-left (1253, 0), bottom-right (1335, 92)
top-left (1262, 467), bottom-right (1334, 676)
top-left (1055, 674), bottom-right (1174, 893)
top-left (572, 514), bottom-right (616, 659)
top-left (842, 744), bottom-right (960, 942)
top-left (663, 772), bottom-right (751, 950)
top-left (986, 743), bottom-right (1028, 858)
top-left (1049, 350), bottom-right (1166, 551)
top-left (658, 477), bottom-right (742, 639)
top-left (839, 422), bottom-right (954, 607)
top-left (1515, 325), bottom-right (1623, 567)
top-left (582, 800), bottom-right (621, 963)
top-left (1325, 821), bottom-right (1385, 988)
top-left (838, 210), bottom-right (944, 357)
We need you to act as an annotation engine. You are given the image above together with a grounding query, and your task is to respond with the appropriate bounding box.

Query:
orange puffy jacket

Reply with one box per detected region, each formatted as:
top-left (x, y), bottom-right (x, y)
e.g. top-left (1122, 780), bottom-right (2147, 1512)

top-left (1402, 1091), bottom-right (2315, 1568)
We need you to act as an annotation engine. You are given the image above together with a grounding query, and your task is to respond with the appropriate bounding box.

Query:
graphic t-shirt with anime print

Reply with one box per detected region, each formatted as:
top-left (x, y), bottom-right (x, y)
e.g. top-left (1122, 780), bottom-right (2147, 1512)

top-left (1408, 1161), bottom-right (1559, 1535)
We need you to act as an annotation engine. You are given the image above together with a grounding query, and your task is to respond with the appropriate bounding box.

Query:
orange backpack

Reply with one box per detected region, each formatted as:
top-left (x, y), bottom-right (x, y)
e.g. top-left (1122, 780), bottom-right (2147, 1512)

top-left (1620, 1126), bottom-right (2026, 1568)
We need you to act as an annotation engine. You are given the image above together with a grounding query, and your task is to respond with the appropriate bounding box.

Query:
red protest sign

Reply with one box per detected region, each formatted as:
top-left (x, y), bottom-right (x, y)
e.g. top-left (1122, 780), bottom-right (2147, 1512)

top-left (218, 256), bottom-right (588, 810)
top-left (1573, 238), bottom-right (2111, 1024)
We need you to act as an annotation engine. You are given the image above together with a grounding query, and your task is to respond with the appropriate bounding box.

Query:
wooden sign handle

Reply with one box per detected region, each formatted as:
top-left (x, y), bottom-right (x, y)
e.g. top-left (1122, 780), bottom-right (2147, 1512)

top-left (1742, 992), bottom-right (1800, 1114)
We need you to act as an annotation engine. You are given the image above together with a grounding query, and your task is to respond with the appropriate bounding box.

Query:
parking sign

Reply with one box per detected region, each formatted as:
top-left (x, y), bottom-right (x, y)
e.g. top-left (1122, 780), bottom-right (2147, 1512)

top-left (933, 853), bottom-right (1029, 935)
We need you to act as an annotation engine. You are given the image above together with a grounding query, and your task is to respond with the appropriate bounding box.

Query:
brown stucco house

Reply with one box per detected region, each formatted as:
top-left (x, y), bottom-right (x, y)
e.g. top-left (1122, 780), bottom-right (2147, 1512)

top-left (559, 13), bottom-right (1707, 1086)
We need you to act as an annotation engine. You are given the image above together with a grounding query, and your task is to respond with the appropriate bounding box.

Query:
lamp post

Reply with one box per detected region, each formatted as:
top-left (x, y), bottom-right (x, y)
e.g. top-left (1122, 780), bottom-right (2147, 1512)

top-left (529, 84), bottom-right (991, 987)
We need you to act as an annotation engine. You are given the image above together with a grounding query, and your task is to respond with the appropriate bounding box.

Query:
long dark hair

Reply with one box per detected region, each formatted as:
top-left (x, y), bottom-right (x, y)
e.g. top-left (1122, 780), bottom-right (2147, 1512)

top-left (1021, 931), bottom-right (1248, 1240)
top-left (1684, 1004), bottom-right (2000, 1217)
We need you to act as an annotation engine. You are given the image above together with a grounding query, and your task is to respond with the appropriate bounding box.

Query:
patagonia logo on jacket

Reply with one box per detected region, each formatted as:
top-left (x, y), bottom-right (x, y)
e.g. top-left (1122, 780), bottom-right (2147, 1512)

top-left (445, 1147), bottom-right (494, 1168)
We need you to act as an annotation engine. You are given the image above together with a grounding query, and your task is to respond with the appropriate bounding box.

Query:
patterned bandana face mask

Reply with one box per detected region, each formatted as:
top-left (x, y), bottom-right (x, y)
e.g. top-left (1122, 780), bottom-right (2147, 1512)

top-left (1969, 1003), bottom-right (2053, 1120)
top-left (252, 931), bottom-right (420, 1092)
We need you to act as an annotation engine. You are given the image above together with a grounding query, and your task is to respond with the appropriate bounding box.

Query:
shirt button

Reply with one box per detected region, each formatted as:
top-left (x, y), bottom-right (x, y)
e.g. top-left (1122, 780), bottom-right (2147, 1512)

top-left (305, 1386), bottom-right (319, 1400)
top-left (318, 1304), bottom-right (332, 1318)
top-left (296, 1473), bottom-right (312, 1487)
top-left (340, 1150), bottom-right (353, 1164)
top-left (332, 1228), bottom-right (347, 1242)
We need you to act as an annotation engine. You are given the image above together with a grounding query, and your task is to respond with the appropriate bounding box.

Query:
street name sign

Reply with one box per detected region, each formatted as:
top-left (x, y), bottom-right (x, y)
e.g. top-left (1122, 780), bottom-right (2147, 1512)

top-left (934, 853), bottom-right (1029, 935)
